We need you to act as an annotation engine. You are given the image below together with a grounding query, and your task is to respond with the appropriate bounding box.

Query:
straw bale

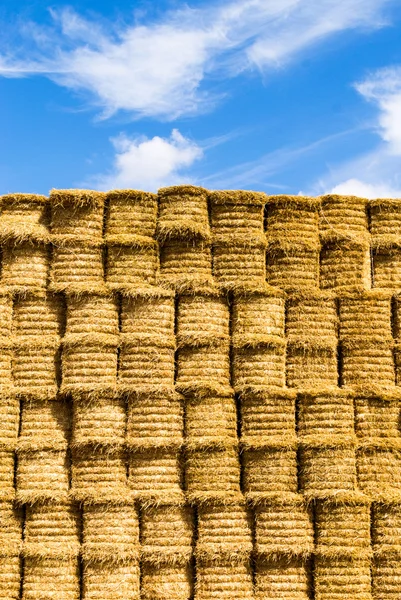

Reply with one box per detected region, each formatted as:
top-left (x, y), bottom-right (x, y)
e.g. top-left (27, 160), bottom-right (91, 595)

top-left (50, 243), bottom-right (105, 293)
top-left (194, 558), bottom-right (253, 600)
top-left (373, 248), bottom-right (401, 289)
top-left (0, 449), bottom-right (15, 501)
top-left (0, 194), bottom-right (50, 243)
top-left (62, 339), bottom-right (118, 395)
top-left (357, 447), bottom-right (401, 497)
top-left (127, 394), bottom-right (183, 450)
top-left (313, 556), bottom-right (372, 600)
top-left (128, 448), bottom-right (183, 503)
top-left (196, 502), bottom-right (252, 560)
top-left (24, 501), bottom-right (80, 558)
top-left (320, 239), bottom-right (371, 289)
top-left (315, 498), bottom-right (371, 557)
top-left (232, 342), bottom-right (286, 391)
top-left (339, 291), bottom-right (392, 341)
top-left (265, 195), bottom-right (320, 250)
top-left (240, 391), bottom-right (296, 448)
top-left (319, 194), bottom-right (369, 241)
top-left (13, 342), bottom-right (60, 399)
top-left (232, 290), bottom-right (285, 341)
top-left (209, 196), bottom-right (264, 237)
top-left (0, 501), bottom-right (22, 555)
top-left (355, 397), bottom-right (401, 441)
top-left (18, 399), bottom-right (71, 451)
top-left (176, 343), bottom-right (231, 395)
top-left (209, 189), bottom-right (267, 206)
top-left (106, 242), bottom-right (159, 289)
top-left (50, 189), bottom-right (105, 240)
top-left (141, 561), bottom-right (192, 600)
top-left (254, 556), bottom-right (311, 600)
top-left (0, 555), bottom-right (20, 599)
top-left (16, 449), bottom-right (69, 503)
top-left (121, 292), bottom-right (174, 338)
top-left (372, 502), bottom-right (401, 553)
top-left (82, 560), bottom-right (140, 600)
top-left (297, 392), bottom-right (354, 439)
top-left (82, 504), bottom-right (139, 562)
top-left (13, 293), bottom-right (63, 337)
top-left (341, 340), bottom-right (395, 390)
top-left (299, 445), bottom-right (357, 498)
top-left (176, 293), bottom-right (229, 347)
top-left (157, 185), bottom-right (210, 241)
top-left (0, 346), bottom-right (13, 392)
top-left (66, 294), bottom-right (118, 337)
top-left (242, 448), bottom-right (297, 497)
top-left (119, 339), bottom-right (175, 392)
top-left (0, 395), bottom-right (19, 449)
top-left (159, 238), bottom-right (213, 286)
top-left (22, 556), bottom-right (80, 599)
top-left (105, 189), bottom-right (158, 238)
top-left (286, 290), bottom-right (337, 342)
top-left (212, 239), bottom-right (266, 290)
top-left (372, 555), bottom-right (401, 599)
top-left (266, 248), bottom-right (319, 291)
top-left (286, 343), bottom-right (338, 389)
top-left (370, 198), bottom-right (401, 238)
top-left (185, 395), bottom-right (237, 449)
top-left (70, 447), bottom-right (128, 503)
top-left (140, 503), bottom-right (193, 562)
top-left (254, 496), bottom-right (313, 556)
top-left (2, 243), bottom-right (50, 292)
top-left (0, 293), bottom-right (12, 337)
top-left (73, 396), bottom-right (126, 447)
top-left (185, 447), bottom-right (241, 500)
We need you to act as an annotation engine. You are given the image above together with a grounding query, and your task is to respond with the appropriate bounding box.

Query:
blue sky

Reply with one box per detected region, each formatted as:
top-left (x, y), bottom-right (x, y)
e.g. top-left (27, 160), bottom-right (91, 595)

top-left (0, 0), bottom-right (401, 197)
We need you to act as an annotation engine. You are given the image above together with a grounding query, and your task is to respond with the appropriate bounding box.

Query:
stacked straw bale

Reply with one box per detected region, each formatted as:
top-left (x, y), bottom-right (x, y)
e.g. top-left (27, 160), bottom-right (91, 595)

top-left (2, 187), bottom-right (401, 598)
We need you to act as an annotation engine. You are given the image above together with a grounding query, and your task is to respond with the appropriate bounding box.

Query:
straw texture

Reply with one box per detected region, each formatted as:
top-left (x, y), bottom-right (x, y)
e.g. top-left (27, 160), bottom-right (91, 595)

top-left (1, 187), bottom-right (401, 598)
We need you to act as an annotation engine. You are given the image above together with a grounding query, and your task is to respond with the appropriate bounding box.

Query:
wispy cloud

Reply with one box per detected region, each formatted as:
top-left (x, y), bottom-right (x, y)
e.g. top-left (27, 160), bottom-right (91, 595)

top-left (0, 0), bottom-right (395, 120)
top-left (91, 129), bottom-right (203, 191)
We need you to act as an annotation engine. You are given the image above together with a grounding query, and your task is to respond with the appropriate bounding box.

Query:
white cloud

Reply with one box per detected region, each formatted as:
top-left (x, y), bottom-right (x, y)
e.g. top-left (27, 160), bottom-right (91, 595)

top-left (330, 177), bottom-right (401, 198)
top-left (92, 129), bottom-right (203, 191)
top-left (0, 0), bottom-right (395, 119)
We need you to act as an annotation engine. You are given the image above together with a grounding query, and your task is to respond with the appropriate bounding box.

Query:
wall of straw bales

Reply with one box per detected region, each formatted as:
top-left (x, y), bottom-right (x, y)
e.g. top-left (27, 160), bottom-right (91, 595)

top-left (0, 188), bottom-right (401, 598)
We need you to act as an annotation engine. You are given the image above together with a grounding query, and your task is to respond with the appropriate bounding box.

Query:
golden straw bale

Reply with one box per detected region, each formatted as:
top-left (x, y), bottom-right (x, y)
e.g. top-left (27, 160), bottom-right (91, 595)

top-left (0, 346), bottom-right (13, 392)
top-left (232, 341), bottom-right (286, 392)
top-left (18, 399), bottom-right (71, 451)
top-left (119, 339), bottom-right (175, 393)
top-left (176, 293), bottom-right (229, 347)
top-left (22, 556), bottom-right (80, 599)
top-left (0, 396), bottom-right (19, 449)
top-left (157, 186), bottom-right (210, 241)
top-left (372, 555), bottom-right (401, 600)
top-left (13, 293), bottom-right (63, 337)
top-left (339, 291), bottom-right (392, 341)
top-left (370, 198), bottom-right (401, 238)
top-left (121, 292), bottom-right (174, 337)
top-left (266, 248), bottom-right (319, 291)
top-left (313, 556), bottom-right (372, 600)
top-left (0, 555), bottom-right (21, 600)
top-left (212, 238), bottom-right (267, 290)
top-left (0, 292), bottom-right (12, 337)
top-left (265, 195), bottom-right (320, 250)
top-left (50, 243), bottom-right (105, 293)
top-left (66, 294), bottom-right (118, 337)
top-left (159, 239), bottom-right (213, 291)
top-left (70, 447), bottom-right (128, 503)
top-left (73, 396), bottom-right (126, 447)
top-left (0, 450), bottom-right (15, 501)
top-left (2, 243), bottom-right (50, 292)
top-left (372, 503), bottom-right (401, 553)
top-left (106, 242), bottom-right (159, 289)
top-left (299, 445), bottom-right (357, 498)
top-left (82, 561), bottom-right (140, 600)
top-left (62, 339), bottom-right (118, 395)
top-left (297, 392), bottom-right (354, 440)
top-left (357, 448), bottom-right (401, 498)
top-left (0, 194), bottom-right (49, 243)
top-left (194, 558), bottom-right (254, 600)
top-left (254, 556), bottom-right (311, 600)
top-left (140, 503), bottom-right (193, 562)
top-left (0, 501), bottom-right (22, 554)
top-left (128, 448), bottom-right (183, 503)
top-left (254, 495), bottom-right (313, 556)
top-left (320, 240), bottom-right (371, 290)
top-left (393, 294), bottom-right (401, 339)
top-left (13, 341), bottom-right (60, 399)
top-left (176, 343), bottom-right (231, 396)
top-left (286, 290), bottom-right (337, 342)
top-left (232, 290), bottom-right (285, 341)
top-left (196, 502), bottom-right (252, 560)
top-left (242, 448), bottom-right (297, 497)
top-left (315, 498), bottom-right (371, 557)
top-left (185, 395), bottom-right (237, 449)
top-left (319, 194), bottom-right (369, 241)
top-left (209, 190), bottom-right (266, 236)
top-left (355, 397), bottom-right (401, 441)
top-left (106, 189), bottom-right (158, 239)
top-left (16, 449), bottom-right (69, 503)
top-left (82, 504), bottom-right (139, 562)
top-left (141, 562), bottom-right (192, 600)
top-left (239, 390), bottom-right (296, 448)
top-left (185, 447), bottom-right (241, 500)
top-left (50, 189), bottom-right (105, 241)
top-left (341, 341), bottom-right (395, 391)
top-left (286, 344), bottom-right (338, 390)
top-left (126, 394), bottom-right (183, 450)
top-left (24, 501), bottom-right (80, 558)
top-left (373, 248), bottom-right (401, 290)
